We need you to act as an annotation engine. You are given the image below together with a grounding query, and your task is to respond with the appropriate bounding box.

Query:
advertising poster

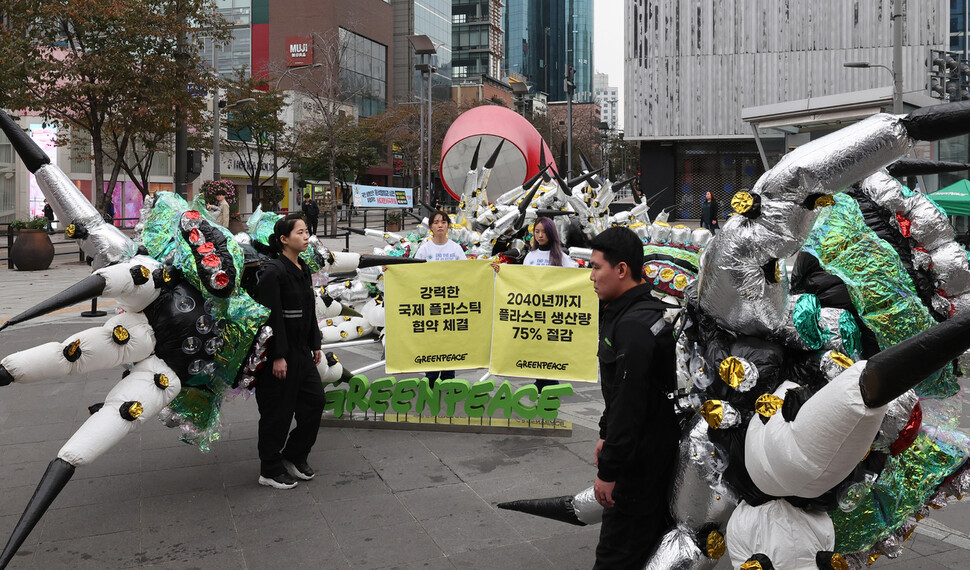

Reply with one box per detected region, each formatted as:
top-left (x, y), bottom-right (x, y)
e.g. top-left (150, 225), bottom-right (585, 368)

top-left (489, 265), bottom-right (598, 382)
top-left (384, 260), bottom-right (494, 373)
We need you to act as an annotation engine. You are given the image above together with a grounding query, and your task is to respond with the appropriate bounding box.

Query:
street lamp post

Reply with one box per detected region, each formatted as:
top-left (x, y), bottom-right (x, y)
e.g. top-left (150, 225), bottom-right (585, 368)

top-left (409, 35), bottom-right (437, 206)
top-left (843, 0), bottom-right (903, 114)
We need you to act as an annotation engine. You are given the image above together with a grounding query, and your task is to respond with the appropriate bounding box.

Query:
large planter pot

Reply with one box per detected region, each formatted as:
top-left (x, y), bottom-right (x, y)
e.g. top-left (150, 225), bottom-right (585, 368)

top-left (11, 229), bottom-right (54, 271)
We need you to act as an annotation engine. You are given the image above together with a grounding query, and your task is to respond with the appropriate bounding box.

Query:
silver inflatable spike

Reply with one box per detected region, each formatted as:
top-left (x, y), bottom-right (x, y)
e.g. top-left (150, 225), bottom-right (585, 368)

top-left (0, 110), bottom-right (137, 269)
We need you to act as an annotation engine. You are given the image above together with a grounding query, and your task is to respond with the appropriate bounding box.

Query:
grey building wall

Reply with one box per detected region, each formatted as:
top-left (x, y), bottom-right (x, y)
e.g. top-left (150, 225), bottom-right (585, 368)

top-left (625, 0), bottom-right (949, 139)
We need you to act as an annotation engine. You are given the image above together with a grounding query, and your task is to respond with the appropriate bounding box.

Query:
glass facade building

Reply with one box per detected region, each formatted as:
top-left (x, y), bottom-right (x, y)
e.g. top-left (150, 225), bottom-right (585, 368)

top-left (202, 0), bottom-right (253, 77)
top-left (339, 28), bottom-right (389, 117)
top-left (415, 0), bottom-right (453, 98)
top-left (503, 0), bottom-right (592, 102)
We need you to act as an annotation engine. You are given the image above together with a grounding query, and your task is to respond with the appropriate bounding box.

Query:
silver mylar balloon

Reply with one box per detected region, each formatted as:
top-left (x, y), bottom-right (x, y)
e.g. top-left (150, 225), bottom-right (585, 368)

top-left (644, 524), bottom-right (713, 570)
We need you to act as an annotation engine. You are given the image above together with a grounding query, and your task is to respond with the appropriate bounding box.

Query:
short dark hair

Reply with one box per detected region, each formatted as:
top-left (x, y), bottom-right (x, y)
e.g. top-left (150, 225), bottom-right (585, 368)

top-left (215, 189), bottom-right (227, 196)
top-left (589, 226), bottom-right (643, 281)
top-left (429, 210), bottom-right (450, 226)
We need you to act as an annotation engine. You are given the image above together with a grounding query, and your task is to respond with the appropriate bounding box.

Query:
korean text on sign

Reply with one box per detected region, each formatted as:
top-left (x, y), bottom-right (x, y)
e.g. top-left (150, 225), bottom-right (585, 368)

top-left (384, 260), bottom-right (494, 373)
top-left (489, 265), bottom-right (598, 382)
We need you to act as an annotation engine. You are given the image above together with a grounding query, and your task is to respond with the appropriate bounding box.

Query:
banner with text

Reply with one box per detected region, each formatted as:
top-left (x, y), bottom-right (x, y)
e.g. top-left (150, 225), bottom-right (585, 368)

top-left (489, 266), bottom-right (598, 382)
top-left (352, 184), bottom-right (414, 208)
top-left (385, 260), bottom-right (494, 373)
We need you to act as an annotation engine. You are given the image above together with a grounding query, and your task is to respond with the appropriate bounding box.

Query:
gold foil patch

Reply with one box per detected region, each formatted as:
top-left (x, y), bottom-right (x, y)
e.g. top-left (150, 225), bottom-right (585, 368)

top-left (700, 400), bottom-right (724, 429)
top-left (731, 191), bottom-right (754, 214)
top-left (815, 195), bottom-right (836, 209)
top-left (829, 351), bottom-right (854, 368)
top-left (705, 530), bottom-right (726, 559)
top-left (755, 393), bottom-right (784, 419)
top-left (719, 356), bottom-right (745, 388)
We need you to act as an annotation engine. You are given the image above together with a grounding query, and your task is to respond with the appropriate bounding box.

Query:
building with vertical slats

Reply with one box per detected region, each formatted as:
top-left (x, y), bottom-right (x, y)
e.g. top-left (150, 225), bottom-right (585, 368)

top-left (624, 0), bottom-right (950, 220)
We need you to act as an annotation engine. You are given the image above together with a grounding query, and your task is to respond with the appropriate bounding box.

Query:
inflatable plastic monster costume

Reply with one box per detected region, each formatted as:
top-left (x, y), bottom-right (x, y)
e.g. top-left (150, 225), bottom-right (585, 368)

top-left (0, 108), bottom-right (419, 569)
top-left (500, 101), bottom-right (970, 569)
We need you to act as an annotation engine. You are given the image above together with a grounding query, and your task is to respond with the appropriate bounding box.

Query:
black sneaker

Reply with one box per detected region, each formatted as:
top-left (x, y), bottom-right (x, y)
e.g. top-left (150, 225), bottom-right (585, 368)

top-left (283, 459), bottom-right (314, 481)
top-left (258, 471), bottom-right (298, 489)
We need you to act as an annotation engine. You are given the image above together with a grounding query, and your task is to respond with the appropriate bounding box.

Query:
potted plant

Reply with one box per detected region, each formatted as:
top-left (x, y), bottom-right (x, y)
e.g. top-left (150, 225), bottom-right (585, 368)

top-left (386, 211), bottom-right (402, 232)
top-left (10, 216), bottom-right (55, 271)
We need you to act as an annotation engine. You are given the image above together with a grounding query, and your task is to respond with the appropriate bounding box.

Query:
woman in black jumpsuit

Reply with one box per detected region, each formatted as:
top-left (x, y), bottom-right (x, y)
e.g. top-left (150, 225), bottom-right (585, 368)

top-left (254, 213), bottom-right (324, 489)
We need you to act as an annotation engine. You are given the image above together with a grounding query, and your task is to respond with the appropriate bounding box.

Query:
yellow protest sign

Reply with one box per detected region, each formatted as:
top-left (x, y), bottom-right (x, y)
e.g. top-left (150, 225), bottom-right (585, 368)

top-left (384, 259), bottom-right (494, 373)
top-left (489, 265), bottom-right (598, 382)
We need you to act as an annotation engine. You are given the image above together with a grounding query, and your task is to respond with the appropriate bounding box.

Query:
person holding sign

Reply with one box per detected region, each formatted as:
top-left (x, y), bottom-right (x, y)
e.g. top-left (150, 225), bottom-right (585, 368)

top-left (414, 210), bottom-right (465, 262)
top-left (252, 213), bottom-right (325, 490)
top-left (523, 217), bottom-right (578, 268)
top-left (415, 210), bottom-right (467, 385)
top-left (588, 227), bottom-right (678, 570)
top-left (522, 217), bottom-right (576, 393)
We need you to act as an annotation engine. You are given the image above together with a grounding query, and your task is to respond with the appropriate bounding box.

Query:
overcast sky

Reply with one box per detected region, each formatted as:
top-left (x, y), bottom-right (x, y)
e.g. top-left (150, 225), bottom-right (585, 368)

top-left (594, 1), bottom-right (624, 125)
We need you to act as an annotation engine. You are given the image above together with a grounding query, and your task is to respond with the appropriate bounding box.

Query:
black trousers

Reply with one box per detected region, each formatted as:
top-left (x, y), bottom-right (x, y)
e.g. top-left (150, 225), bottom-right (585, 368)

top-left (255, 349), bottom-right (325, 477)
top-left (307, 217), bottom-right (319, 236)
top-left (424, 370), bottom-right (455, 388)
top-left (593, 493), bottom-right (671, 570)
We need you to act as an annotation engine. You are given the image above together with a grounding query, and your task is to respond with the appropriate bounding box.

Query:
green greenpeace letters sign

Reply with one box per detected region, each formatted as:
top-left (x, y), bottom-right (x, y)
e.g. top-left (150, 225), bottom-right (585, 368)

top-left (325, 376), bottom-right (574, 421)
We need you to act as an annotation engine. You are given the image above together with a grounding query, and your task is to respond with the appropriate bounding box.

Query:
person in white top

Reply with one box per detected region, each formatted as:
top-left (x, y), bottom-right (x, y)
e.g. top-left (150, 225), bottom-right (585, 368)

top-left (414, 210), bottom-right (466, 386)
top-left (522, 217), bottom-right (578, 268)
top-left (414, 210), bottom-right (466, 261)
top-left (497, 216), bottom-right (577, 393)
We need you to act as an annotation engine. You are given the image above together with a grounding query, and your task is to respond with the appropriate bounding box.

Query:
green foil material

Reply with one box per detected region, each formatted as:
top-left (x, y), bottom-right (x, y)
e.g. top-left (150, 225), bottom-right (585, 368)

top-left (792, 293), bottom-right (827, 350)
top-left (832, 433), bottom-right (967, 553)
top-left (838, 310), bottom-right (862, 360)
top-left (803, 194), bottom-right (957, 398)
top-left (140, 192), bottom-right (270, 448)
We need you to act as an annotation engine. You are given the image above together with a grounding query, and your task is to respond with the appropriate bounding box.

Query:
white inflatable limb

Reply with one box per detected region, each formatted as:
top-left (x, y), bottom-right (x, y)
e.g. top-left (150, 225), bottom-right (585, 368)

top-left (0, 312), bottom-right (155, 383)
top-left (95, 255), bottom-right (162, 312)
top-left (57, 356), bottom-right (181, 466)
top-left (726, 499), bottom-right (834, 570)
top-left (744, 363), bottom-right (887, 498)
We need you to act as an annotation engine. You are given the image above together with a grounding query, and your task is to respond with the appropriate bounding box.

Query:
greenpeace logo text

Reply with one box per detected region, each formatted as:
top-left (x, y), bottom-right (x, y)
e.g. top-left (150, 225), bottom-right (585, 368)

top-left (515, 360), bottom-right (568, 371)
top-left (414, 353), bottom-right (468, 364)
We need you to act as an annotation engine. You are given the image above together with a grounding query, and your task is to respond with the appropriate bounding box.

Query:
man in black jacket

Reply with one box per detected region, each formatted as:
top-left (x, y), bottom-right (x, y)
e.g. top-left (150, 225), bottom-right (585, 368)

top-left (588, 227), bottom-right (679, 569)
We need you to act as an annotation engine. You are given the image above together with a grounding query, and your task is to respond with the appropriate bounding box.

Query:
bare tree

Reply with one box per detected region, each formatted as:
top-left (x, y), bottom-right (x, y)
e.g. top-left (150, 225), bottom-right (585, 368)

top-left (282, 27), bottom-right (374, 236)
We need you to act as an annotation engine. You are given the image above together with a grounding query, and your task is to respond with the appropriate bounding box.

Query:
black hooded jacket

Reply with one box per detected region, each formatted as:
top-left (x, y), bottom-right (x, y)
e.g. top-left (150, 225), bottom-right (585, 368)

top-left (596, 283), bottom-right (679, 500)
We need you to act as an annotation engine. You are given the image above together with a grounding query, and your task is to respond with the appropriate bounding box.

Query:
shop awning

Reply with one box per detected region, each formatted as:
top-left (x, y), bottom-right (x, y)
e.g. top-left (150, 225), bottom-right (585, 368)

top-left (927, 180), bottom-right (970, 216)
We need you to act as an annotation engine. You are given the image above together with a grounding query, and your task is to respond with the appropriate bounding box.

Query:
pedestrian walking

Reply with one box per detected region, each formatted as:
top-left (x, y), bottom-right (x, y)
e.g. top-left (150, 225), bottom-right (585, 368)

top-left (700, 190), bottom-right (718, 233)
top-left (43, 200), bottom-right (55, 234)
top-left (302, 194), bottom-right (319, 236)
top-left (588, 226), bottom-right (679, 569)
top-left (252, 213), bottom-right (325, 489)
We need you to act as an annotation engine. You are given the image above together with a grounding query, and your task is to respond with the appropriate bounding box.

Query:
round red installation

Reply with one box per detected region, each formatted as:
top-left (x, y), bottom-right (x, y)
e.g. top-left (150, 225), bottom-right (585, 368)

top-left (439, 106), bottom-right (557, 203)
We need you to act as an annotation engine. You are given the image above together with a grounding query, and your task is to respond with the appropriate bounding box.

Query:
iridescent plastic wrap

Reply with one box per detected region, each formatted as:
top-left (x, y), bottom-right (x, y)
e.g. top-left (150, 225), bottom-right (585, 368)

top-left (670, 417), bottom-right (737, 528)
top-left (803, 194), bottom-right (958, 398)
top-left (34, 163), bottom-right (138, 268)
top-left (804, 195), bottom-right (934, 349)
top-left (644, 524), bottom-right (709, 570)
top-left (832, 433), bottom-right (967, 553)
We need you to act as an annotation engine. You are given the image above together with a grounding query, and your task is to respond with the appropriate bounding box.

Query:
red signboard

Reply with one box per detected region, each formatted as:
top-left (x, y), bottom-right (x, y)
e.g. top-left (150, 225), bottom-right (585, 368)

top-left (286, 36), bottom-right (312, 67)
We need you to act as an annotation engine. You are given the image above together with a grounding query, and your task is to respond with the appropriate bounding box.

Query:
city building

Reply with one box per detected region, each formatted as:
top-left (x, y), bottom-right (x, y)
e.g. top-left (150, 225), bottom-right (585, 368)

top-left (451, 75), bottom-right (513, 107)
top-left (625, 0), bottom-right (953, 220)
top-left (391, 0), bottom-right (453, 102)
top-left (451, 0), bottom-right (505, 83)
top-left (593, 72), bottom-right (618, 132)
top-left (504, 0), bottom-right (593, 103)
top-left (546, 100), bottom-right (602, 174)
